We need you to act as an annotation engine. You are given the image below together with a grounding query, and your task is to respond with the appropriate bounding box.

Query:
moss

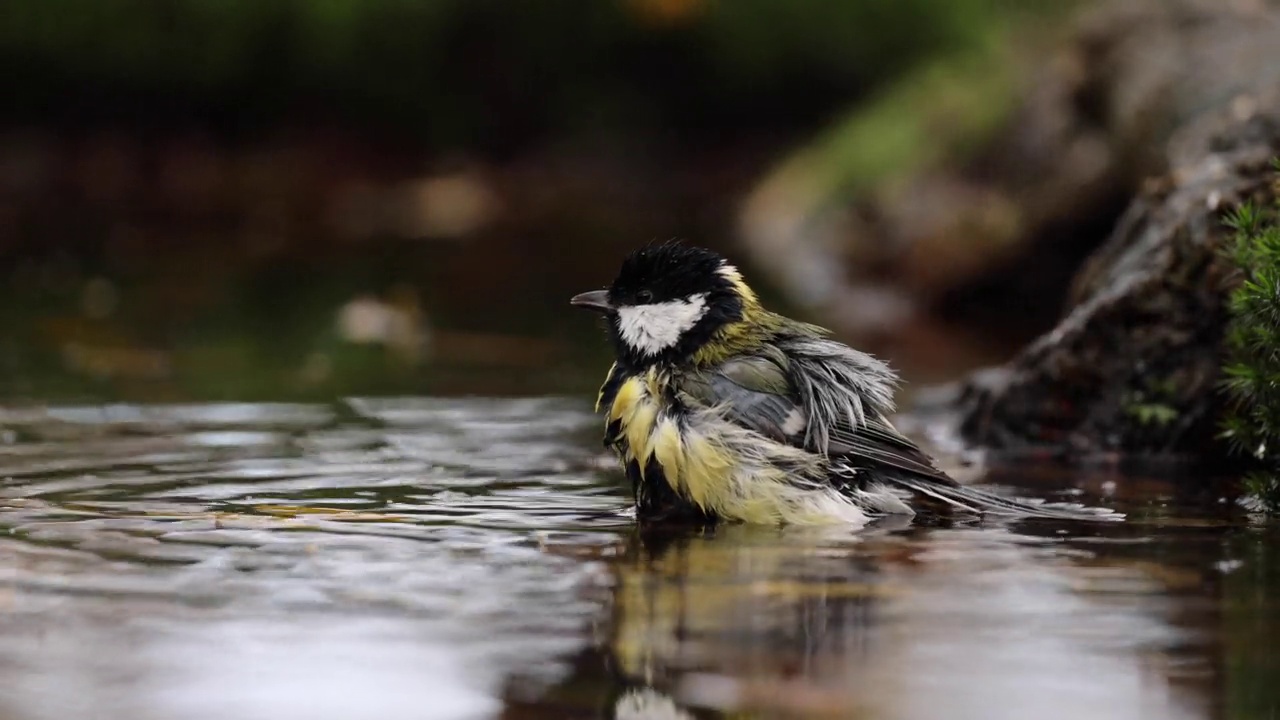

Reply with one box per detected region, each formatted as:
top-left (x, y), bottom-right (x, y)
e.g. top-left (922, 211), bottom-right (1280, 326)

top-left (1127, 401), bottom-right (1179, 427)
top-left (1124, 376), bottom-right (1181, 427)
top-left (736, 2), bottom-right (1080, 268)
top-left (744, 36), bottom-right (1021, 222)
top-left (1219, 160), bottom-right (1280, 513)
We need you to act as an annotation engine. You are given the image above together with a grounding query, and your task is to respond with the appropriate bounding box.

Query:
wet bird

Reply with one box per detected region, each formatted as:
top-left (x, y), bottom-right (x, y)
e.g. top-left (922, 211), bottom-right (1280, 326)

top-left (572, 241), bottom-right (1119, 527)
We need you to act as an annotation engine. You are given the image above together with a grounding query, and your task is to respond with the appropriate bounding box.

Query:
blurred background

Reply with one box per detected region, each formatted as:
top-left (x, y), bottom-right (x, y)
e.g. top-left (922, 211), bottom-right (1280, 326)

top-left (2, 0), bottom-right (1266, 403)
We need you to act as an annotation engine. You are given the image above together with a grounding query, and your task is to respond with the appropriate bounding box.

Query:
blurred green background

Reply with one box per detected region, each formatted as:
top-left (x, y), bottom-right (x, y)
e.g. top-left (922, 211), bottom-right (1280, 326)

top-left (0, 0), bottom-right (1078, 402)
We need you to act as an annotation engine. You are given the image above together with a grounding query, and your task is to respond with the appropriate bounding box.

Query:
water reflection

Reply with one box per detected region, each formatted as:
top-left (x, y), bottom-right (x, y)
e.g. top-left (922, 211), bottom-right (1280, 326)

top-left (0, 399), bottom-right (1275, 720)
top-left (0, 398), bottom-right (622, 720)
top-left (584, 518), bottom-right (1220, 720)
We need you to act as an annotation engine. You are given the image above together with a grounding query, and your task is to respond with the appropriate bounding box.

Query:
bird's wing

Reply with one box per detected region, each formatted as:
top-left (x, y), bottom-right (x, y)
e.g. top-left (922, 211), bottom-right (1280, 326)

top-left (676, 352), bottom-right (955, 485)
top-left (676, 353), bottom-right (804, 444)
top-left (677, 353), bottom-right (1123, 520)
top-left (823, 412), bottom-right (957, 485)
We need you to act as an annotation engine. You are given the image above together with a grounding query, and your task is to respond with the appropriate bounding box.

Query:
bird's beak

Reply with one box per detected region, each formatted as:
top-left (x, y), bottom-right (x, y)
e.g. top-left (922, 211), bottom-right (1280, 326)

top-left (570, 289), bottom-right (613, 313)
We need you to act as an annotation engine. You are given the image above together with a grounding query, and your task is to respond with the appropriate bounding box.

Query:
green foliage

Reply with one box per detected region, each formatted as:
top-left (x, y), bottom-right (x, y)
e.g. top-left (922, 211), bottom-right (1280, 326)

top-left (0, 0), bottom-right (1063, 151)
top-left (1240, 473), bottom-right (1280, 513)
top-left (1220, 176), bottom-right (1280, 513)
top-left (735, 1), bottom-right (1079, 249)
top-left (1125, 376), bottom-right (1181, 427)
top-left (1127, 402), bottom-right (1179, 427)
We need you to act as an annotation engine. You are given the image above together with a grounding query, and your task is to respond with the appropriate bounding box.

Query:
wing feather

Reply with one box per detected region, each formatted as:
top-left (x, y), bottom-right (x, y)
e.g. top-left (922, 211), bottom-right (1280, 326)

top-left (678, 356), bottom-right (801, 443)
top-left (825, 413), bottom-right (957, 486)
top-left (676, 353), bottom-right (950, 485)
top-left (673, 351), bottom-right (1122, 521)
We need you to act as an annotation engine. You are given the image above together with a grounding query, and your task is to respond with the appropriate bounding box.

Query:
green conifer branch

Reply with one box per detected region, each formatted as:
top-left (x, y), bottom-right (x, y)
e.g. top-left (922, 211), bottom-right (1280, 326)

top-left (1219, 165), bottom-right (1280, 513)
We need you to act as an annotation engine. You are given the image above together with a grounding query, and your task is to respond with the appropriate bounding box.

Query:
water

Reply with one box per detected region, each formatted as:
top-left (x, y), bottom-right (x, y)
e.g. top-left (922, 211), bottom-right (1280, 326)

top-left (0, 398), bottom-right (1275, 720)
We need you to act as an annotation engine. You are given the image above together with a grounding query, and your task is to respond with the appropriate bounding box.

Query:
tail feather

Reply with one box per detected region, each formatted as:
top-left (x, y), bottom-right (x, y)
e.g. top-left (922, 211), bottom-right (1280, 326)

top-left (886, 475), bottom-right (1124, 522)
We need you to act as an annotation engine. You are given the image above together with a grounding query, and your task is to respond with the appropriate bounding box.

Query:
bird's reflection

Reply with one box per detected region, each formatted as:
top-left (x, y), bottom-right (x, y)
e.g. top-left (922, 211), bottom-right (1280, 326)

top-left (506, 505), bottom-right (1222, 720)
top-left (602, 517), bottom-right (916, 719)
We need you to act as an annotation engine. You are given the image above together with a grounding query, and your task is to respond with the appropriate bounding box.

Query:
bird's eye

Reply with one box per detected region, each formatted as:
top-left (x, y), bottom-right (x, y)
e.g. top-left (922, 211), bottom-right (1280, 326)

top-left (636, 290), bottom-right (654, 303)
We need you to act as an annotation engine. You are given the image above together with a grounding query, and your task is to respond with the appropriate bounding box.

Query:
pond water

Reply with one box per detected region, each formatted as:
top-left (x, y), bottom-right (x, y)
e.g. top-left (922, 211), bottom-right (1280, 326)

top-left (0, 397), bottom-right (1275, 720)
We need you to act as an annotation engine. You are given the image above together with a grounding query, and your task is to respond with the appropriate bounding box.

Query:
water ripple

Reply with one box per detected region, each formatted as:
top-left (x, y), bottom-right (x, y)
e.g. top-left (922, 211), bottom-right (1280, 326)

top-left (0, 396), bottom-right (625, 720)
top-left (0, 398), bottom-right (1276, 720)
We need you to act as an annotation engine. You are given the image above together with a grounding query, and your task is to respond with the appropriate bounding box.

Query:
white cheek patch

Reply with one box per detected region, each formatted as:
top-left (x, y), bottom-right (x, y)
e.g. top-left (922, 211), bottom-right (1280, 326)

top-left (616, 294), bottom-right (708, 356)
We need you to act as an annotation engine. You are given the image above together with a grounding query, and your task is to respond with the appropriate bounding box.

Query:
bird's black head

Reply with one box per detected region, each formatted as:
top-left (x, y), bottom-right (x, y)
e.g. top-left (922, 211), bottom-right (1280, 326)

top-left (571, 242), bottom-right (751, 367)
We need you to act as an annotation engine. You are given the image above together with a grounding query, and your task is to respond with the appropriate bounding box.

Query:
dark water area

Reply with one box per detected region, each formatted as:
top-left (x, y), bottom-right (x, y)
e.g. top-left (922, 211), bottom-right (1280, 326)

top-left (0, 397), bottom-right (1275, 720)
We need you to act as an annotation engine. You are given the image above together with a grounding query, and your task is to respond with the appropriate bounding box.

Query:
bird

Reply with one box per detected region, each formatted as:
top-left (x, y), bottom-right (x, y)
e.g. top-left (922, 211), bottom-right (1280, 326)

top-left (571, 241), bottom-right (1121, 527)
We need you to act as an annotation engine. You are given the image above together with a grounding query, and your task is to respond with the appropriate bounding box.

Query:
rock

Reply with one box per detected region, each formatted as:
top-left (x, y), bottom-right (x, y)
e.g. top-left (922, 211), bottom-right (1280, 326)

top-left (956, 88), bottom-right (1280, 458)
top-left (734, 0), bottom-right (1280, 460)
top-left (735, 0), bottom-right (1280, 349)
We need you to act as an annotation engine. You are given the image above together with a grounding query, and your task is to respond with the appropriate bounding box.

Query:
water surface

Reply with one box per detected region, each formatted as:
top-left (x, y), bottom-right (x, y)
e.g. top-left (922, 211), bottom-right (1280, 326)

top-left (0, 398), bottom-right (1275, 720)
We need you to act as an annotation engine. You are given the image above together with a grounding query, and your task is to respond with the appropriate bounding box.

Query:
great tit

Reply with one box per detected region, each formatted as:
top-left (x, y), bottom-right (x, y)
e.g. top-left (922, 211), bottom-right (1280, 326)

top-left (572, 241), bottom-right (1119, 527)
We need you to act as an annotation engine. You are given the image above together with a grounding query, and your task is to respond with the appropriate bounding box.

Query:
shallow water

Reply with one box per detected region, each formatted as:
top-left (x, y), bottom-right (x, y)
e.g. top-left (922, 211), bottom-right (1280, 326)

top-left (0, 398), bottom-right (1275, 720)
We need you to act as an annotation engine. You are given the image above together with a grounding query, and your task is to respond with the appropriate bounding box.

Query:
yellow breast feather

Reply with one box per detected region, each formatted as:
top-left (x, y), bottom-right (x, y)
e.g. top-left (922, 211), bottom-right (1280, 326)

top-left (607, 370), bottom-right (868, 526)
top-left (594, 362), bottom-right (617, 413)
top-left (608, 373), bottom-right (659, 470)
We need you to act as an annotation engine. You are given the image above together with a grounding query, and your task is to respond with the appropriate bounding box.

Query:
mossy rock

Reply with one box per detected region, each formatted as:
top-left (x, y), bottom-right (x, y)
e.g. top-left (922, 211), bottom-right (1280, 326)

top-left (956, 92), bottom-right (1280, 460)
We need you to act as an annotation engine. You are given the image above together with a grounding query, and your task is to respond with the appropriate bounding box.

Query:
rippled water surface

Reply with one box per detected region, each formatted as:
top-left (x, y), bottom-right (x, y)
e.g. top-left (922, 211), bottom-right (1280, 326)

top-left (0, 398), bottom-right (1276, 720)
